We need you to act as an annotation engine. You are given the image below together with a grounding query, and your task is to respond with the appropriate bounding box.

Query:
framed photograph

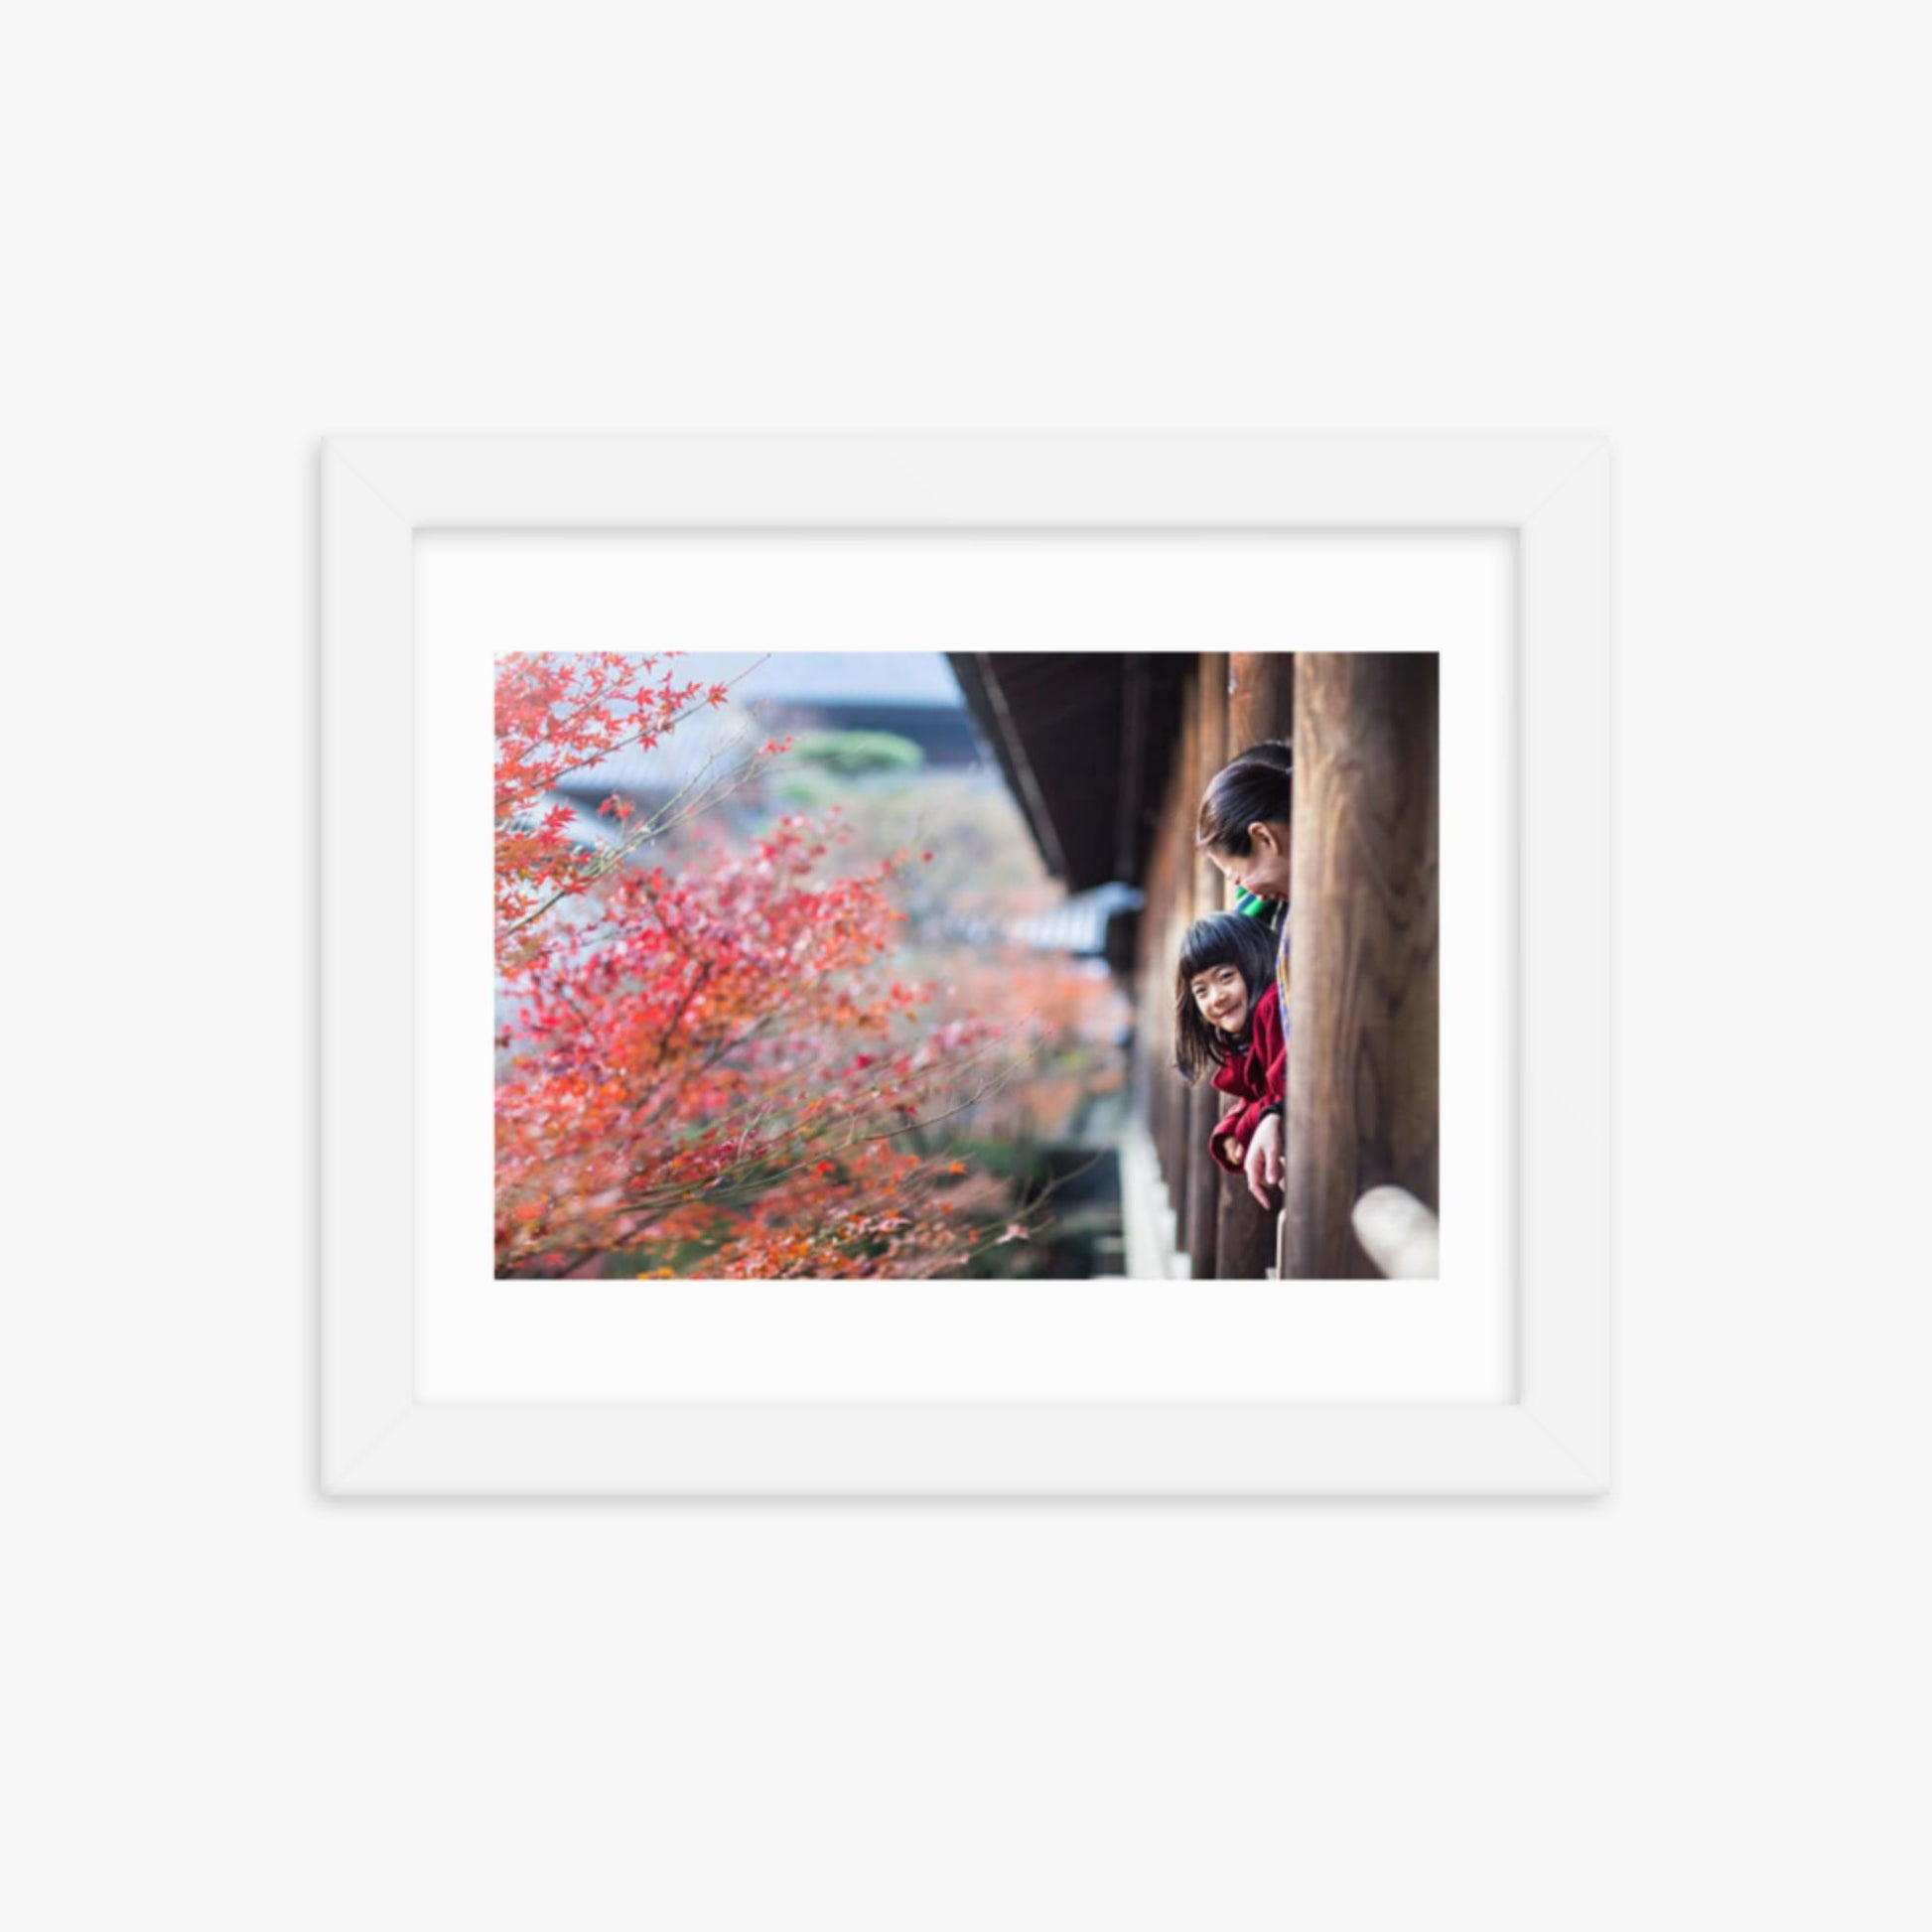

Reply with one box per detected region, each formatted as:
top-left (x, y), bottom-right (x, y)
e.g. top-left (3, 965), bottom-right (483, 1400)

top-left (322, 435), bottom-right (1609, 1494)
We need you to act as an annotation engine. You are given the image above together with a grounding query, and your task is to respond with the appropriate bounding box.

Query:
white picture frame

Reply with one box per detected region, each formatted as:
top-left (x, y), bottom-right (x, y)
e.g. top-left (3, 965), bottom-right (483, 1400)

top-left (322, 435), bottom-right (1610, 1495)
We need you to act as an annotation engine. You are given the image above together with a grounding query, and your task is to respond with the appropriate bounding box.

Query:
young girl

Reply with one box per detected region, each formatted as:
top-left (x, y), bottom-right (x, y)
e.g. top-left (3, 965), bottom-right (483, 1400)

top-left (1173, 911), bottom-right (1286, 1181)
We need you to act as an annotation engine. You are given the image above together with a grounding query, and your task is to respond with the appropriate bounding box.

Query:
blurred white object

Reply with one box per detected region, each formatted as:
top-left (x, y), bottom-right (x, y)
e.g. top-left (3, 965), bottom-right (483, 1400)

top-left (1352, 1186), bottom-right (1441, 1280)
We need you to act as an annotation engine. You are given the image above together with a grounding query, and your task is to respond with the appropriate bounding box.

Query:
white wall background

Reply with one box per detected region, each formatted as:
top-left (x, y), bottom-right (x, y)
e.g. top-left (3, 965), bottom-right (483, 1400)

top-left (7, 5), bottom-right (1925, 1927)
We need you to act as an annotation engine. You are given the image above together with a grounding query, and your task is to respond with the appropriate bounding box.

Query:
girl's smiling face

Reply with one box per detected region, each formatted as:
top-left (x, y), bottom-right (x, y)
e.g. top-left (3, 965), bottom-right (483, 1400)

top-left (1189, 962), bottom-right (1252, 1036)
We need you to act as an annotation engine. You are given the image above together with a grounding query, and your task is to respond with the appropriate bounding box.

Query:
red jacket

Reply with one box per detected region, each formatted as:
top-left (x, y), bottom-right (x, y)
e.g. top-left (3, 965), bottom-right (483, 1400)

top-left (1207, 981), bottom-right (1286, 1173)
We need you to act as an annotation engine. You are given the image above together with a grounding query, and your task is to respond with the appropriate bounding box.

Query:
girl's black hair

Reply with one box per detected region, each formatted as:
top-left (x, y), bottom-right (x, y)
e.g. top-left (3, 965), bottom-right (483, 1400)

top-left (1195, 755), bottom-right (1293, 858)
top-left (1173, 911), bottom-right (1281, 1082)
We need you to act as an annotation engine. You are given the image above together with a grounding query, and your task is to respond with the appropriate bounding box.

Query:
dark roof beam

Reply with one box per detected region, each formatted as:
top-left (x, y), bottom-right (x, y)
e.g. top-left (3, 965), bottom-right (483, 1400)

top-left (971, 651), bottom-right (1072, 882)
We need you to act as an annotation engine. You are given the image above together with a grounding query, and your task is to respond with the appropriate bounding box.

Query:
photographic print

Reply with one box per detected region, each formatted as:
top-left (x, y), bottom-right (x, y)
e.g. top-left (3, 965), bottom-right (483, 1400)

top-left (492, 647), bottom-right (1438, 1283)
top-left (333, 441), bottom-right (1586, 1479)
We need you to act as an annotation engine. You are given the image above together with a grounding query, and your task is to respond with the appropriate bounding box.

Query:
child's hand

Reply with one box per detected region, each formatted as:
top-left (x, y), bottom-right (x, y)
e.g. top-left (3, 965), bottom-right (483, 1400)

top-left (1243, 1114), bottom-right (1283, 1209)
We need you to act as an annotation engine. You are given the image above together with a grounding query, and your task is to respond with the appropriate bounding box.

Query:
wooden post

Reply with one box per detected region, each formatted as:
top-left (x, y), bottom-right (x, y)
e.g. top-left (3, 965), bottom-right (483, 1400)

top-left (1227, 650), bottom-right (1293, 765)
top-left (1143, 738), bottom-right (1184, 1246)
top-left (1284, 653), bottom-right (1439, 1279)
top-left (1140, 770), bottom-right (1173, 1181)
top-left (1214, 651), bottom-right (1291, 1279)
top-left (1184, 656), bottom-right (1226, 1278)
top-left (1167, 675), bottom-right (1198, 1259)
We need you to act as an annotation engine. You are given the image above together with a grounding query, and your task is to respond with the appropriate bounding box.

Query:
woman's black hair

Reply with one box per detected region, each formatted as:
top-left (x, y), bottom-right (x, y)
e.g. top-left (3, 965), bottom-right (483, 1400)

top-left (1195, 755), bottom-right (1293, 857)
top-left (1232, 739), bottom-right (1292, 771)
top-left (1173, 911), bottom-right (1281, 1082)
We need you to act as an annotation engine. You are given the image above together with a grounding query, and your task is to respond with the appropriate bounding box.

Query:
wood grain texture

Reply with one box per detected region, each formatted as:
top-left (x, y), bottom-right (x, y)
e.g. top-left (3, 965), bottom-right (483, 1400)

top-left (1227, 649), bottom-right (1294, 765)
top-left (1149, 726), bottom-right (1188, 1235)
top-left (1172, 672), bottom-right (1200, 1262)
top-left (1185, 658), bottom-right (1226, 1278)
top-left (1214, 1162), bottom-right (1278, 1281)
top-left (1285, 653), bottom-right (1439, 1280)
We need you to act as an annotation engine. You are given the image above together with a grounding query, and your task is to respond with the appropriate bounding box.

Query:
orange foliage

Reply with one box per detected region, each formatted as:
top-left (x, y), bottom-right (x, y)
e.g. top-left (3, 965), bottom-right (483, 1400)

top-left (493, 653), bottom-right (1054, 1279)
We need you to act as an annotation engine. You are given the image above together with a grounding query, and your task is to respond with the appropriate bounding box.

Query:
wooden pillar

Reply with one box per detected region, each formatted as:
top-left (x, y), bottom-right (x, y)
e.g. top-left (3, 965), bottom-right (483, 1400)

top-left (1189, 655), bottom-right (1229, 929)
top-left (1184, 655), bottom-right (1226, 1278)
top-left (1140, 730), bottom-right (1183, 1240)
top-left (1134, 909), bottom-right (1160, 1129)
top-left (1140, 770), bottom-right (1174, 1174)
top-left (1227, 650), bottom-right (1293, 762)
top-left (1165, 676), bottom-right (1197, 1255)
top-left (1215, 651), bottom-right (1291, 1279)
top-left (1284, 653), bottom-right (1439, 1279)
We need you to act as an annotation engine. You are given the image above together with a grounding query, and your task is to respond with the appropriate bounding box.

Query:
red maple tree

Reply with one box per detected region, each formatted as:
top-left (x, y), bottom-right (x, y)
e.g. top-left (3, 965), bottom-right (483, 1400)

top-left (494, 652), bottom-right (1025, 1278)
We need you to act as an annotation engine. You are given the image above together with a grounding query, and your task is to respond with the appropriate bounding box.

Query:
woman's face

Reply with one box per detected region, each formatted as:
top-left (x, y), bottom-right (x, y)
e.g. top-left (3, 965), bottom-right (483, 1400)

top-left (1189, 962), bottom-right (1252, 1036)
top-left (1209, 818), bottom-right (1293, 902)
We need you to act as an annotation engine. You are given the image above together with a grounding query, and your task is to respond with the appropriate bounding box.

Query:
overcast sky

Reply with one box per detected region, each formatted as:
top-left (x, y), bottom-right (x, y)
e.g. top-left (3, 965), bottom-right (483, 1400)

top-left (568, 650), bottom-right (968, 791)
top-left (675, 650), bottom-right (963, 708)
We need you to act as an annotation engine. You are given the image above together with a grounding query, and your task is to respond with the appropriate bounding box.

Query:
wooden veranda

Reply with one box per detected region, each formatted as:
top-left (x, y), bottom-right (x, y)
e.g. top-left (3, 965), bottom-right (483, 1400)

top-left (951, 650), bottom-right (1440, 1279)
